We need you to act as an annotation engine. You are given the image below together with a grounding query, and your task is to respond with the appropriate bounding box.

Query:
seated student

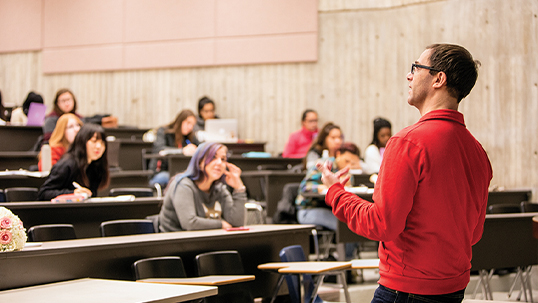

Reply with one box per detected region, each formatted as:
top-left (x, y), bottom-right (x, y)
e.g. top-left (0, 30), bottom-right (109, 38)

top-left (37, 123), bottom-right (109, 201)
top-left (193, 96), bottom-right (219, 137)
top-left (363, 117), bottom-right (392, 174)
top-left (282, 109), bottom-right (318, 158)
top-left (158, 142), bottom-right (246, 232)
top-left (10, 92), bottom-right (44, 126)
top-left (38, 113), bottom-right (83, 171)
top-left (0, 90), bottom-right (6, 124)
top-left (304, 122), bottom-right (343, 170)
top-left (296, 142), bottom-right (361, 259)
top-left (149, 109), bottom-right (200, 188)
top-left (43, 89), bottom-right (83, 142)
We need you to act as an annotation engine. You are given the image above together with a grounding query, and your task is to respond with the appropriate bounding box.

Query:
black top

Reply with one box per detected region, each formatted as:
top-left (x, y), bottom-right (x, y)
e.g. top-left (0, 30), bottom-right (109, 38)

top-left (37, 154), bottom-right (103, 201)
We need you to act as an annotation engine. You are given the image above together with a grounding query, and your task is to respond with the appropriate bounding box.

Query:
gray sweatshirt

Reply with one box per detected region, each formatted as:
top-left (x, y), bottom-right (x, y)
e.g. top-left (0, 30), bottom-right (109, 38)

top-left (158, 177), bottom-right (246, 232)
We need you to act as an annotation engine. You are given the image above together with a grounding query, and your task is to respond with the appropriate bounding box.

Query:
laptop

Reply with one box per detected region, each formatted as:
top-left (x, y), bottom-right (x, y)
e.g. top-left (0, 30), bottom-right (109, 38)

top-left (26, 102), bottom-right (47, 126)
top-left (204, 119), bottom-right (239, 143)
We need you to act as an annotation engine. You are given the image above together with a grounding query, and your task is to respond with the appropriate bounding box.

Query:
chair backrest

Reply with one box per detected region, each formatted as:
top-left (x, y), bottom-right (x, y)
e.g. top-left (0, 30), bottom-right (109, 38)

top-left (487, 203), bottom-right (521, 214)
top-left (0, 189), bottom-right (5, 202)
top-left (279, 245), bottom-right (322, 303)
top-left (4, 187), bottom-right (38, 202)
top-left (272, 182), bottom-right (300, 224)
top-left (195, 250), bottom-right (245, 276)
top-left (521, 201), bottom-right (538, 213)
top-left (132, 256), bottom-right (187, 280)
top-left (195, 250), bottom-right (253, 303)
top-left (27, 224), bottom-right (76, 242)
top-left (109, 187), bottom-right (154, 197)
top-left (244, 202), bottom-right (265, 225)
top-left (100, 219), bottom-right (155, 237)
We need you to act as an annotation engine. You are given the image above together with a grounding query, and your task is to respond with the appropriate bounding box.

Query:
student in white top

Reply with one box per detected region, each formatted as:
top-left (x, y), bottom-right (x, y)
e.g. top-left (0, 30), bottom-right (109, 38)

top-left (363, 117), bottom-right (392, 174)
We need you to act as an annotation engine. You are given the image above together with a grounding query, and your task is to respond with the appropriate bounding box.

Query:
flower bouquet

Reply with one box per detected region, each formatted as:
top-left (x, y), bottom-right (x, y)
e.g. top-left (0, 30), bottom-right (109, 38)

top-left (0, 207), bottom-right (27, 252)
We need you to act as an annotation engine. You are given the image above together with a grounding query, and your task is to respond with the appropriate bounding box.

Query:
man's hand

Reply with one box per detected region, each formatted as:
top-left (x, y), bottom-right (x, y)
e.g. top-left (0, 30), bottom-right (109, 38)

top-left (316, 161), bottom-right (351, 188)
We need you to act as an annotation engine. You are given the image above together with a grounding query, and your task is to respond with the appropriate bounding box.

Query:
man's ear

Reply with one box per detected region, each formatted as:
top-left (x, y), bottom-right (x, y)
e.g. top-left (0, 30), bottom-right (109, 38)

top-left (432, 71), bottom-right (447, 88)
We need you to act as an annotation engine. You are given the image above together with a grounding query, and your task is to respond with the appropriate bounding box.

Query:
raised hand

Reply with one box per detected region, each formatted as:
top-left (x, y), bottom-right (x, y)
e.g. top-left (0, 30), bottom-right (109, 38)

top-left (316, 161), bottom-right (351, 188)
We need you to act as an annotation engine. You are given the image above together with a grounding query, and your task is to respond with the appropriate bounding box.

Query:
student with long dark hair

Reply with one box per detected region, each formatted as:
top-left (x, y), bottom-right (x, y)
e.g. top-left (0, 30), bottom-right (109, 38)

top-left (158, 142), bottom-right (246, 231)
top-left (38, 123), bottom-right (109, 200)
top-left (149, 109), bottom-right (199, 188)
top-left (304, 122), bottom-right (343, 170)
top-left (363, 117), bottom-right (392, 174)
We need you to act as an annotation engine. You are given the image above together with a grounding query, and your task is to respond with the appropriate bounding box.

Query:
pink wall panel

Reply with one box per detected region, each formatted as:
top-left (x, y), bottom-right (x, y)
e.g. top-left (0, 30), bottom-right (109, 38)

top-left (124, 40), bottom-right (215, 69)
top-left (42, 45), bottom-right (123, 73)
top-left (124, 0), bottom-right (215, 42)
top-left (0, 0), bottom-right (42, 53)
top-left (216, 33), bottom-right (317, 65)
top-left (43, 0), bottom-right (123, 47)
top-left (216, 0), bottom-right (317, 37)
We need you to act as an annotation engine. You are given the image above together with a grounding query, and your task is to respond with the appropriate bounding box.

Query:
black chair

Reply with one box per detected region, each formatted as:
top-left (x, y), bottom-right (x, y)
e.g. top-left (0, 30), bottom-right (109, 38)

top-left (109, 187), bottom-right (154, 197)
top-left (99, 219), bottom-right (155, 237)
top-left (0, 189), bottom-right (5, 202)
top-left (195, 251), bottom-right (254, 303)
top-left (27, 224), bottom-right (77, 242)
top-left (132, 256), bottom-right (187, 280)
top-left (4, 187), bottom-right (38, 202)
top-left (487, 203), bottom-right (521, 214)
top-left (521, 201), bottom-right (538, 213)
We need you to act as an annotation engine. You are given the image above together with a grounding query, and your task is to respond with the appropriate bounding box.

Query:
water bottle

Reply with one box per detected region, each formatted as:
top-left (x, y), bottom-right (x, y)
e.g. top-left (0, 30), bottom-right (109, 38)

top-left (41, 144), bottom-right (52, 172)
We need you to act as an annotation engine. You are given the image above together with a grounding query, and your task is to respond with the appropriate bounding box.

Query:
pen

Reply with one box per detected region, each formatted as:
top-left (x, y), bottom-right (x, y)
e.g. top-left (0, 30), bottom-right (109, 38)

top-left (185, 139), bottom-right (191, 145)
top-left (72, 182), bottom-right (82, 189)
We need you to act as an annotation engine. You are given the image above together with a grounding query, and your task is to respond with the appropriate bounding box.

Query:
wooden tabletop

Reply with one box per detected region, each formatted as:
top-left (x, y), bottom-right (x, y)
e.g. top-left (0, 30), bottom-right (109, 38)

top-left (0, 278), bottom-right (217, 303)
top-left (351, 258), bottom-right (380, 269)
top-left (258, 261), bottom-right (352, 274)
top-left (138, 275), bottom-right (255, 286)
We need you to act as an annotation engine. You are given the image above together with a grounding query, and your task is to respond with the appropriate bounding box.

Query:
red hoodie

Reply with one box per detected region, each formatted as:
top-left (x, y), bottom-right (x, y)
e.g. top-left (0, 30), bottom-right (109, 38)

top-left (326, 109), bottom-right (492, 295)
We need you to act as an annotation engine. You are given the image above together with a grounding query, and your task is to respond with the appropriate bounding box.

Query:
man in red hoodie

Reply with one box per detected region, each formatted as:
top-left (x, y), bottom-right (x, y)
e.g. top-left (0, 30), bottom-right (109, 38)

top-left (318, 44), bottom-right (492, 303)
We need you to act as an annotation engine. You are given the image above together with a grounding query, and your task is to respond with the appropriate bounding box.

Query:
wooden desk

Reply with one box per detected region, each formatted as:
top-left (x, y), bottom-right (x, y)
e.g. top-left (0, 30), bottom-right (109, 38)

top-left (351, 258), bottom-right (380, 269)
top-left (0, 224), bottom-right (312, 300)
top-left (139, 275), bottom-right (255, 286)
top-left (167, 154), bottom-right (302, 176)
top-left (224, 142), bottom-right (266, 154)
top-left (0, 278), bottom-right (217, 303)
top-left (0, 169), bottom-right (153, 194)
top-left (487, 189), bottom-right (531, 206)
top-left (1, 197), bottom-right (162, 238)
top-left (258, 261), bottom-right (351, 303)
top-left (241, 170), bottom-right (305, 219)
top-left (105, 127), bottom-right (150, 141)
top-left (0, 125), bottom-right (42, 151)
top-left (117, 139), bottom-right (153, 170)
top-left (0, 151), bottom-right (39, 170)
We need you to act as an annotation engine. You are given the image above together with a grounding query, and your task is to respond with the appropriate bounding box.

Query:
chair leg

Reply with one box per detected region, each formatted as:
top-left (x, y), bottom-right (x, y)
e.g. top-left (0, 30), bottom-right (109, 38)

top-left (339, 271), bottom-right (351, 303)
top-left (269, 275), bottom-right (284, 303)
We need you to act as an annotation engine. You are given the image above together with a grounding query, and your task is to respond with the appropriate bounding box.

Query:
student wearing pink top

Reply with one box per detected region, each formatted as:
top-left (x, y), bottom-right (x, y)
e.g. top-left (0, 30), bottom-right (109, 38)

top-left (282, 109), bottom-right (318, 158)
top-left (318, 44), bottom-right (492, 302)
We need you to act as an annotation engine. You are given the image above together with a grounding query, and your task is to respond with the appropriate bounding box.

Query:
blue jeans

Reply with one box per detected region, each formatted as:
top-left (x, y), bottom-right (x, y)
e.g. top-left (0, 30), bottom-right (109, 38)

top-left (149, 171), bottom-right (170, 189)
top-left (297, 208), bottom-right (359, 260)
top-left (372, 285), bottom-right (465, 303)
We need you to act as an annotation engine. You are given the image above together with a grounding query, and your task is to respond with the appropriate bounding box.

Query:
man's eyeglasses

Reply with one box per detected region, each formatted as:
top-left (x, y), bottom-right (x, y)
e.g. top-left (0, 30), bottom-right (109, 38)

top-left (411, 63), bottom-right (441, 74)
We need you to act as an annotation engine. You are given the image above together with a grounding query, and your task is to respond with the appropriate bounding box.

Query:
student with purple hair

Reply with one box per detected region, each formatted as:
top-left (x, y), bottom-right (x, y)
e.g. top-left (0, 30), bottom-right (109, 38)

top-left (158, 142), bottom-right (247, 231)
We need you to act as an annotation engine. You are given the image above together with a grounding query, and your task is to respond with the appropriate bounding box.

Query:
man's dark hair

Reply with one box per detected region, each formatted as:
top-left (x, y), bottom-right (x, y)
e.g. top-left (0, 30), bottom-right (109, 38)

top-left (427, 44), bottom-right (481, 102)
top-left (301, 109), bottom-right (317, 121)
top-left (338, 142), bottom-right (361, 158)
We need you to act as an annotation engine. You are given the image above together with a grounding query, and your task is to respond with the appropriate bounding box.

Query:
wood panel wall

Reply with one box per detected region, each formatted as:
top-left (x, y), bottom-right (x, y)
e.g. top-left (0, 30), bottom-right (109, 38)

top-left (0, 0), bottom-right (537, 194)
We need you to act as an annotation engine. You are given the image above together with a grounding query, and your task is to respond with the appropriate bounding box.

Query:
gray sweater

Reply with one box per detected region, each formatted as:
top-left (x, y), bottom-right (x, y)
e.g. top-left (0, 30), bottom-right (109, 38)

top-left (158, 177), bottom-right (246, 232)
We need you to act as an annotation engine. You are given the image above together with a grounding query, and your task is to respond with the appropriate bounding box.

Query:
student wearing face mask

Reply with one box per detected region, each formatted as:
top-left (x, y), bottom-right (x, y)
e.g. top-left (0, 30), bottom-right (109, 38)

top-left (38, 113), bottom-right (83, 171)
top-left (37, 123), bottom-right (109, 201)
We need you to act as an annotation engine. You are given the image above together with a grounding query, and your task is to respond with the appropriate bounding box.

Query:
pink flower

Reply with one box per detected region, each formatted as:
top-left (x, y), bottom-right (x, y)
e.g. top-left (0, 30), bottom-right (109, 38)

top-left (0, 230), bottom-right (12, 244)
top-left (0, 216), bottom-right (12, 229)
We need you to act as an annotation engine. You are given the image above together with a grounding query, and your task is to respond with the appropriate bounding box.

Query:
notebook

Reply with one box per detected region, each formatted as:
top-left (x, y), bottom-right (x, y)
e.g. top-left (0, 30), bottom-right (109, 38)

top-left (26, 102), bottom-right (47, 126)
